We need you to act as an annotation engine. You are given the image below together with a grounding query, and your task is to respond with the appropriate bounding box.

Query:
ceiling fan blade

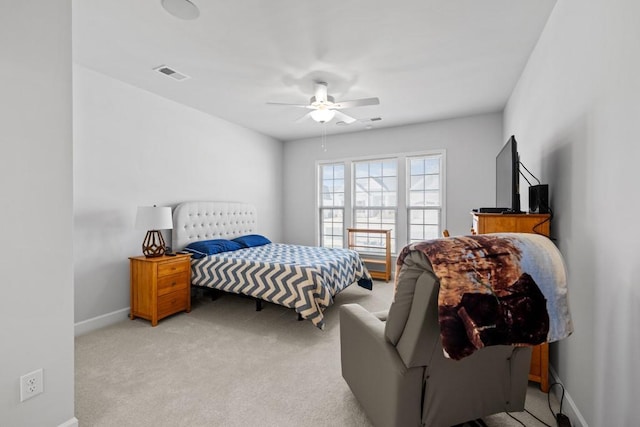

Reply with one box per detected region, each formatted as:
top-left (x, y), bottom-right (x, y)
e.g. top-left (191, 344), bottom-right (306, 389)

top-left (295, 112), bottom-right (313, 123)
top-left (333, 110), bottom-right (357, 124)
top-left (333, 97), bottom-right (380, 109)
top-left (266, 102), bottom-right (311, 108)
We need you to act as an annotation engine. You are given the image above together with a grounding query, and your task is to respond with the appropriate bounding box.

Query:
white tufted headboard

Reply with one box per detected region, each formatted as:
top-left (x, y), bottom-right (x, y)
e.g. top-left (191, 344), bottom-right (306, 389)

top-left (171, 201), bottom-right (257, 251)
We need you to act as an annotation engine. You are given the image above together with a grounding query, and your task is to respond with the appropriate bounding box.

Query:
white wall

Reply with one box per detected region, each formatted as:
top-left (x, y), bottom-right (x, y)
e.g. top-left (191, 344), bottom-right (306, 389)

top-left (73, 66), bottom-right (283, 326)
top-left (504, 0), bottom-right (640, 425)
top-left (0, 1), bottom-right (76, 425)
top-left (283, 113), bottom-right (504, 246)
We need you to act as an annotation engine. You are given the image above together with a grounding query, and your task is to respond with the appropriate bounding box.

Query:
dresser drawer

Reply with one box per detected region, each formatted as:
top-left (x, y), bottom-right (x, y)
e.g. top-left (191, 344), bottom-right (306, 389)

top-left (157, 272), bottom-right (189, 296)
top-left (157, 259), bottom-right (190, 277)
top-left (157, 291), bottom-right (189, 318)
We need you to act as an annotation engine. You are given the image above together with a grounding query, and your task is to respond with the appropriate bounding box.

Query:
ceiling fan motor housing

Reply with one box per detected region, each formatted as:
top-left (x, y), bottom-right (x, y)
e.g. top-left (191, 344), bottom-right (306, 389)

top-left (310, 95), bottom-right (335, 107)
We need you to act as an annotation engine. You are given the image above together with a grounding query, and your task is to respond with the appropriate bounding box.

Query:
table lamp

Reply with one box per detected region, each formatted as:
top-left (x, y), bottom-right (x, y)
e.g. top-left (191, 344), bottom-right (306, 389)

top-left (135, 205), bottom-right (173, 257)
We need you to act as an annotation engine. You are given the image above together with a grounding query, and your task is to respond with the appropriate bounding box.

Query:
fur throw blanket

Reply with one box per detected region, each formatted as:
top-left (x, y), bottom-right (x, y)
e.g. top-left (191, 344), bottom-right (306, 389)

top-left (396, 233), bottom-right (573, 360)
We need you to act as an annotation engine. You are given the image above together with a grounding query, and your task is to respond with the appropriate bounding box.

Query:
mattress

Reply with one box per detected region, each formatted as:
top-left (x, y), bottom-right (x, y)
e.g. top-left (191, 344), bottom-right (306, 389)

top-left (191, 243), bottom-right (372, 329)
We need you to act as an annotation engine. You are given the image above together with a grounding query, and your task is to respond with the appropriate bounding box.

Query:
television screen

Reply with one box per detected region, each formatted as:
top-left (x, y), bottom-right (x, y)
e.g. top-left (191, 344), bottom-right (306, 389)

top-left (496, 135), bottom-right (521, 212)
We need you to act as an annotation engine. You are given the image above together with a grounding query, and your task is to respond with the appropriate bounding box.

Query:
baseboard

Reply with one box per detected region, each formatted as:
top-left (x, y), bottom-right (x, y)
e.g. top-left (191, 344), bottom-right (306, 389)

top-left (58, 417), bottom-right (79, 427)
top-left (74, 307), bottom-right (130, 336)
top-left (549, 366), bottom-right (589, 427)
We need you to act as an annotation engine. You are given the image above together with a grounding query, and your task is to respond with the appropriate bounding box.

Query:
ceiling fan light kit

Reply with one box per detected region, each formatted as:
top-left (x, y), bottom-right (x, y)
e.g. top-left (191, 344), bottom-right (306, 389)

top-left (267, 81), bottom-right (379, 125)
top-left (310, 108), bottom-right (336, 123)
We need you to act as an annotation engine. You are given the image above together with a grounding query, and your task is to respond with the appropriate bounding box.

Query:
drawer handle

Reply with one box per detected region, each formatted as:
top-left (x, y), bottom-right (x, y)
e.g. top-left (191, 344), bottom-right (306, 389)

top-left (171, 281), bottom-right (176, 287)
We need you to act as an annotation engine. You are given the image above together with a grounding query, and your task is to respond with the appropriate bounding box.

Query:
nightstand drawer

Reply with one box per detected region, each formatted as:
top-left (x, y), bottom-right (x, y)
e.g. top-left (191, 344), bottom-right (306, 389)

top-left (157, 272), bottom-right (189, 296)
top-left (158, 291), bottom-right (188, 318)
top-left (157, 259), bottom-right (190, 277)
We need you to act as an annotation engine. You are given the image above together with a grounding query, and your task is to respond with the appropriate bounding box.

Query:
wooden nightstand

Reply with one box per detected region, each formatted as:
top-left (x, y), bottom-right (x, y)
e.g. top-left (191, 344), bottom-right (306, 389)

top-left (129, 254), bottom-right (191, 326)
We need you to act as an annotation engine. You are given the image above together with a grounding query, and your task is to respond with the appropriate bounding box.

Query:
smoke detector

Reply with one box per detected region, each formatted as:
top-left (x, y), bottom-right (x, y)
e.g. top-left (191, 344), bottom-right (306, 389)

top-left (153, 65), bottom-right (190, 81)
top-left (161, 0), bottom-right (200, 20)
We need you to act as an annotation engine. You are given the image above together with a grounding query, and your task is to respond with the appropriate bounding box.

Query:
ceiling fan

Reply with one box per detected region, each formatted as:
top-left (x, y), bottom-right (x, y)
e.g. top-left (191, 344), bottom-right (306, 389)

top-left (267, 82), bottom-right (380, 124)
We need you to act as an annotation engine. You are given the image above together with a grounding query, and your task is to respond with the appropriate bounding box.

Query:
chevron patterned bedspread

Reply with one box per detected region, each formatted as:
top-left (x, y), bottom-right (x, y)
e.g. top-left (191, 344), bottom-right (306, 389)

top-left (191, 243), bottom-right (373, 329)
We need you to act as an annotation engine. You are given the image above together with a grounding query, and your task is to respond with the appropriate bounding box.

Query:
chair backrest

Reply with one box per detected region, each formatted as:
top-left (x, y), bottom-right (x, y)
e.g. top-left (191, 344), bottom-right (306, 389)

top-left (385, 250), bottom-right (441, 367)
top-left (386, 250), bottom-right (526, 368)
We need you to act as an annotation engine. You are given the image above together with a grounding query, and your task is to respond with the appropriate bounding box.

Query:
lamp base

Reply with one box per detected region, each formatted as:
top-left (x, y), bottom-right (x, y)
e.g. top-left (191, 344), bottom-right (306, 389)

top-left (142, 230), bottom-right (166, 258)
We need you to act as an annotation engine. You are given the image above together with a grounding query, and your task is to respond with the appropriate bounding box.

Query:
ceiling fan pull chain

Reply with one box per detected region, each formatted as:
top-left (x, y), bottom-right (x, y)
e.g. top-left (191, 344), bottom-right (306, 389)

top-left (321, 123), bottom-right (328, 152)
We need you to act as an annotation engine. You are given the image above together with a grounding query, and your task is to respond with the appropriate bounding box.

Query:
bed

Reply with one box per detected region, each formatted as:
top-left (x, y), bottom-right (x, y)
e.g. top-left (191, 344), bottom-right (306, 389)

top-left (171, 201), bottom-right (373, 329)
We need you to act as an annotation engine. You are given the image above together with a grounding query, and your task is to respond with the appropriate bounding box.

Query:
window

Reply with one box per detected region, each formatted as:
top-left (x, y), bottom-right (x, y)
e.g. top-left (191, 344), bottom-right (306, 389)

top-left (407, 155), bottom-right (443, 243)
top-left (319, 163), bottom-right (345, 248)
top-left (353, 159), bottom-right (397, 253)
top-left (317, 151), bottom-right (444, 253)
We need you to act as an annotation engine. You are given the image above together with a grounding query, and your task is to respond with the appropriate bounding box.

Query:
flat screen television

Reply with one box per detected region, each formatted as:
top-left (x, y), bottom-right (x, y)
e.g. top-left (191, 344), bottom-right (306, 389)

top-left (496, 135), bottom-right (521, 213)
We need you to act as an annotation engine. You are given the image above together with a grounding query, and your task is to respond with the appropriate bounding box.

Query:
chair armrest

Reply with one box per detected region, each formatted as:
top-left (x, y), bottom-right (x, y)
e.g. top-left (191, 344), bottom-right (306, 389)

top-left (340, 304), bottom-right (389, 363)
top-left (340, 304), bottom-right (423, 427)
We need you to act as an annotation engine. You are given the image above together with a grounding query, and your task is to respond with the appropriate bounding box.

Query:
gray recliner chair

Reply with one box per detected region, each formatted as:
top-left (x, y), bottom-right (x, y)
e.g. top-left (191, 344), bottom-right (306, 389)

top-left (340, 250), bottom-right (532, 427)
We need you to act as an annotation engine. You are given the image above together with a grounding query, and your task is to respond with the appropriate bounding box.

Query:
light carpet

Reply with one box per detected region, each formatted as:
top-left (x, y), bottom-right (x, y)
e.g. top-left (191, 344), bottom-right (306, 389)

top-left (75, 281), bottom-right (559, 426)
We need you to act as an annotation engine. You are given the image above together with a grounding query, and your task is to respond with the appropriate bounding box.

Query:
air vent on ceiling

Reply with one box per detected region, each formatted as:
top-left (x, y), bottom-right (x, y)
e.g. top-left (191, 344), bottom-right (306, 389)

top-left (336, 117), bottom-right (383, 126)
top-left (153, 65), bottom-right (190, 81)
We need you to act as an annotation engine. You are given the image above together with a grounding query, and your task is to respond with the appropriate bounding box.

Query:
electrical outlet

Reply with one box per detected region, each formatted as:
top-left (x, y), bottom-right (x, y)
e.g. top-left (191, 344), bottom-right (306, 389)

top-left (20, 369), bottom-right (43, 402)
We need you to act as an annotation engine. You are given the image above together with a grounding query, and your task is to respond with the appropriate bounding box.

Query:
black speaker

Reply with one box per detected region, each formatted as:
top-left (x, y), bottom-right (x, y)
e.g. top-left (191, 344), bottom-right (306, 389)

top-left (529, 184), bottom-right (549, 214)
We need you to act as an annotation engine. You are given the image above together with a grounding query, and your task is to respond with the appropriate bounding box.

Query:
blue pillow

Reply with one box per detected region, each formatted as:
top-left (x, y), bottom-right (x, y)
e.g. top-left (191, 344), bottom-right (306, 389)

top-left (183, 239), bottom-right (243, 259)
top-left (232, 234), bottom-right (271, 248)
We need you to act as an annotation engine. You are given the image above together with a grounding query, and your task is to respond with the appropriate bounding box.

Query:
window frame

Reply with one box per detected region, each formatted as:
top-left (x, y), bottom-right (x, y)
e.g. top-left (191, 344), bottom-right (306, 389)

top-left (316, 149), bottom-right (445, 254)
top-left (318, 162), bottom-right (346, 249)
top-left (406, 153), bottom-right (445, 244)
top-left (352, 157), bottom-right (398, 254)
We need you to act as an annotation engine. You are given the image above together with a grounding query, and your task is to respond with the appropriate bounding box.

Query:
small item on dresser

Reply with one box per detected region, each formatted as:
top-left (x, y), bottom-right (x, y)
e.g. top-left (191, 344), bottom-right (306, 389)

top-left (165, 252), bottom-right (176, 256)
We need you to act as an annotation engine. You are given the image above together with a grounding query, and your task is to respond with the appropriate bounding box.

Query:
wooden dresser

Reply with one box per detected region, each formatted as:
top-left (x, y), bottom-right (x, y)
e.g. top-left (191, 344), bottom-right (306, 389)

top-left (129, 253), bottom-right (191, 326)
top-left (471, 212), bottom-right (552, 392)
top-left (472, 212), bottom-right (551, 236)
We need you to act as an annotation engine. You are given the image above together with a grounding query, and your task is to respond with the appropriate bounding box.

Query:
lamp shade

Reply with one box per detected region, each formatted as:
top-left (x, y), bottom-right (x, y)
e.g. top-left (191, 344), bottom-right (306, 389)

top-left (135, 206), bottom-right (173, 231)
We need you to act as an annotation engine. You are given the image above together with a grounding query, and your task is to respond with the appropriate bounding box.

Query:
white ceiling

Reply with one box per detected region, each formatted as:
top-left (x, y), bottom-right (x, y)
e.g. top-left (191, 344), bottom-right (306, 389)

top-left (73, 0), bottom-right (556, 142)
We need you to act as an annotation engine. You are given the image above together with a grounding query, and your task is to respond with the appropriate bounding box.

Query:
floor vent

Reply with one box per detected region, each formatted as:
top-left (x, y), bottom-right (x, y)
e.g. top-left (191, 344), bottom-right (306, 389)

top-left (153, 65), bottom-right (190, 81)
